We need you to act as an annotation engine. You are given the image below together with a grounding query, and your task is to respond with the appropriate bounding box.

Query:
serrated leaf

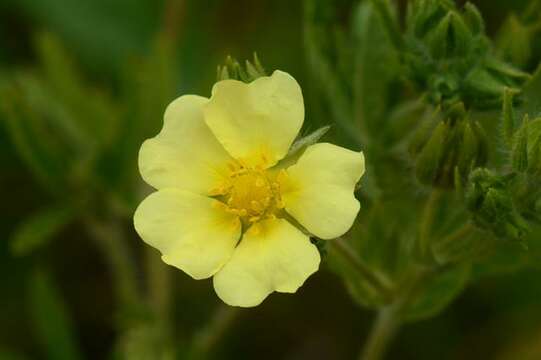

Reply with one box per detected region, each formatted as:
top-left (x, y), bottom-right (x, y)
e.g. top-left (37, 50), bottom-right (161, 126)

top-left (28, 270), bottom-right (82, 360)
top-left (10, 205), bottom-right (74, 256)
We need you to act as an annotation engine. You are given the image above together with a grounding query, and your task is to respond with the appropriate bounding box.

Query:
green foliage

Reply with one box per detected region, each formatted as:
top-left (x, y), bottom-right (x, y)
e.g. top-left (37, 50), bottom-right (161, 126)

top-left (10, 205), bottom-right (74, 256)
top-left (411, 104), bottom-right (489, 188)
top-left (403, 0), bottom-right (528, 109)
top-left (401, 263), bottom-right (471, 321)
top-left (316, 0), bottom-right (541, 341)
top-left (466, 168), bottom-right (530, 240)
top-left (352, 0), bottom-right (400, 143)
top-left (27, 270), bottom-right (82, 360)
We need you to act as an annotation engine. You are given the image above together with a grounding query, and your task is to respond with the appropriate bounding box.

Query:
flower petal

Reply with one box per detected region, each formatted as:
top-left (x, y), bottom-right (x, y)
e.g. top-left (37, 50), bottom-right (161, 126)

top-left (213, 218), bottom-right (320, 307)
top-left (139, 95), bottom-right (234, 194)
top-left (134, 189), bottom-right (241, 280)
top-left (282, 143), bottom-right (365, 239)
top-left (203, 70), bottom-right (304, 168)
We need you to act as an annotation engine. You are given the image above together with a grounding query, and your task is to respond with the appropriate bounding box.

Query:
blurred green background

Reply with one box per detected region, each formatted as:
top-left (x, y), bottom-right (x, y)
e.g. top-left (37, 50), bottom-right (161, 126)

top-left (1, 0), bottom-right (541, 359)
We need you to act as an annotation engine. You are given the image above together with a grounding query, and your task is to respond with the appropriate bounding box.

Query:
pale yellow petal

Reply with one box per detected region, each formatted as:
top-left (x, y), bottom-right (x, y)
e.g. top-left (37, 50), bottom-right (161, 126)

top-left (203, 70), bottom-right (304, 168)
top-left (282, 143), bottom-right (365, 239)
top-left (134, 189), bottom-right (241, 280)
top-left (213, 218), bottom-right (320, 307)
top-left (139, 95), bottom-right (233, 194)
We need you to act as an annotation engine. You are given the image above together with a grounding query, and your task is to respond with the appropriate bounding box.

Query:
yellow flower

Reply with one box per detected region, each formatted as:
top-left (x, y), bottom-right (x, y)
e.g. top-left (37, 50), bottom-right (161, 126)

top-left (134, 70), bottom-right (365, 307)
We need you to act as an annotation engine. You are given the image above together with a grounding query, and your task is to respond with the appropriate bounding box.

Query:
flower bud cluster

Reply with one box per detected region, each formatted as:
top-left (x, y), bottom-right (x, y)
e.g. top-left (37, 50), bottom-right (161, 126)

top-left (410, 103), bottom-right (488, 188)
top-left (404, 0), bottom-right (528, 109)
top-left (466, 168), bottom-right (529, 241)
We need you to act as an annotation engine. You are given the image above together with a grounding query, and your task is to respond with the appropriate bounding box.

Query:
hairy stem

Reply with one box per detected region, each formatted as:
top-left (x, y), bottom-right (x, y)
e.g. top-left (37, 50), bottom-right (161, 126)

top-left (418, 189), bottom-right (442, 258)
top-left (331, 237), bottom-right (393, 300)
top-left (190, 305), bottom-right (240, 359)
top-left (360, 306), bottom-right (401, 360)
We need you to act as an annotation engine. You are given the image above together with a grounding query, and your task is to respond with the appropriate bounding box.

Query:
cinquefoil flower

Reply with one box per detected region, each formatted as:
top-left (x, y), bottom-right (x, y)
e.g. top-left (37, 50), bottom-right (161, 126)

top-left (134, 71), bottom-right (365, 307)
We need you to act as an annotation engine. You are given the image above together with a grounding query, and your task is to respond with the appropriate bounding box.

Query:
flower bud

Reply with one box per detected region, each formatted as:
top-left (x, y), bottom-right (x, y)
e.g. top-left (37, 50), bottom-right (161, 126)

top-left (404, 0), bottom-right (527, 109)
top-left (496, 14), bottom-right (533, 68)
top-left (466, 168), bottom-right (530, 240)
top-left (412, 104), bottom-right (488, 188)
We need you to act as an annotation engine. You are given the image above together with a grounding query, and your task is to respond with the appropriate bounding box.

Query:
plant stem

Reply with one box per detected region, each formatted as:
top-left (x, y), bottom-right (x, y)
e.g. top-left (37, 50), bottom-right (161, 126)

top-left (437, 222), bottom-right (475, 252)
top-left (331, 237), bottom-right (393, 300)
top-left (190, 305), bottom-right (240, 359)
top-left (360, 306), bottom-right (401, 360)
top-left (418, 189), bottom-right (442, 258)
top-left (146, 248), bottom-right (172, 326)
top-left (83, 216), bottom-right (139, 307)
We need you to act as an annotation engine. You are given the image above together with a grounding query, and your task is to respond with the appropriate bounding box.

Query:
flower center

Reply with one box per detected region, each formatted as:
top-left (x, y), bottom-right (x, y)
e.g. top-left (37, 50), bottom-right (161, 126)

top-left (212, 166), bottom-right (285, 223)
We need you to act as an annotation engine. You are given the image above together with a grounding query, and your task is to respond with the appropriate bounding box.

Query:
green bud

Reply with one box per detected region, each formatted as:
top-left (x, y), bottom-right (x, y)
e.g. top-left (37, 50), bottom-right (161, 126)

top-left (415, 121), bottom-right (448, 185)
top-left (407, 0), bottom-right (453, 38)
top-left (511, 117), bottom-right (529, 172)
top-left (496, 14), bottom-right (532, 68)
top-left (413, 106), bottom-right (488, 188)
top-left (216, 53), bottom-right (267, 83)
top-left (485, 57), bottom-right (530, 82)
top-left (425, 10), bottom-right (472, 59)
top-left (463, 67), bottom-right (514, 108)
top-left (448, 11), bottom-right (473, 56)
top-left (526, 118), bottom-right (541, 176)
top-left (466, 168), bottom-right (530, 241)
top-left (426, 12), bottom-right (452, 59)
top-left (457, 122), bottom-right (478, 171)
top-left (463, 2), bottom-right (484, 35)
top-left (404, 0), bottom-right (527, 109)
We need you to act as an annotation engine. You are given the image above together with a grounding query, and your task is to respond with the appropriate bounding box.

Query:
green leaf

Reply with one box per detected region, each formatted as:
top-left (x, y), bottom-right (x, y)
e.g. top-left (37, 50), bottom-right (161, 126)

top-left (353, 0), bottom-right (400, 141)
top-left (34, 32), bottom-right (120, 148)
top-left (519, 63), bottom-right (541, 119)
top-left (326, 241), bottom-right (390, 309)
top-left (10, 205), bottom-right (74, 256)
top-left (303, 0), bottom-right (363, 147)
top-left (28, 270), bottom-right (83, 360)
top-left (0, 83), bottom-right (73, 195)
top-left (402, 264), bottom-right (471, 321)
top-left (463, 2), bottom-right (484, 35)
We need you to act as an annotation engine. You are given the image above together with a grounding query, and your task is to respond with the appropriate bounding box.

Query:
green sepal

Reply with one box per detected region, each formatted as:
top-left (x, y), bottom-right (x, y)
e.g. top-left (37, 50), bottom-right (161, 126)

top-left (216, 53), bottom-right (267, 83)
top-left (511, 116), bottom-right (529, 172)
top-left (502, 87), bottom-right (518, 147)
top-left (463, 2), bottom-right (484, 35)
top-left (415, 121), bottom-right (448, 185)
